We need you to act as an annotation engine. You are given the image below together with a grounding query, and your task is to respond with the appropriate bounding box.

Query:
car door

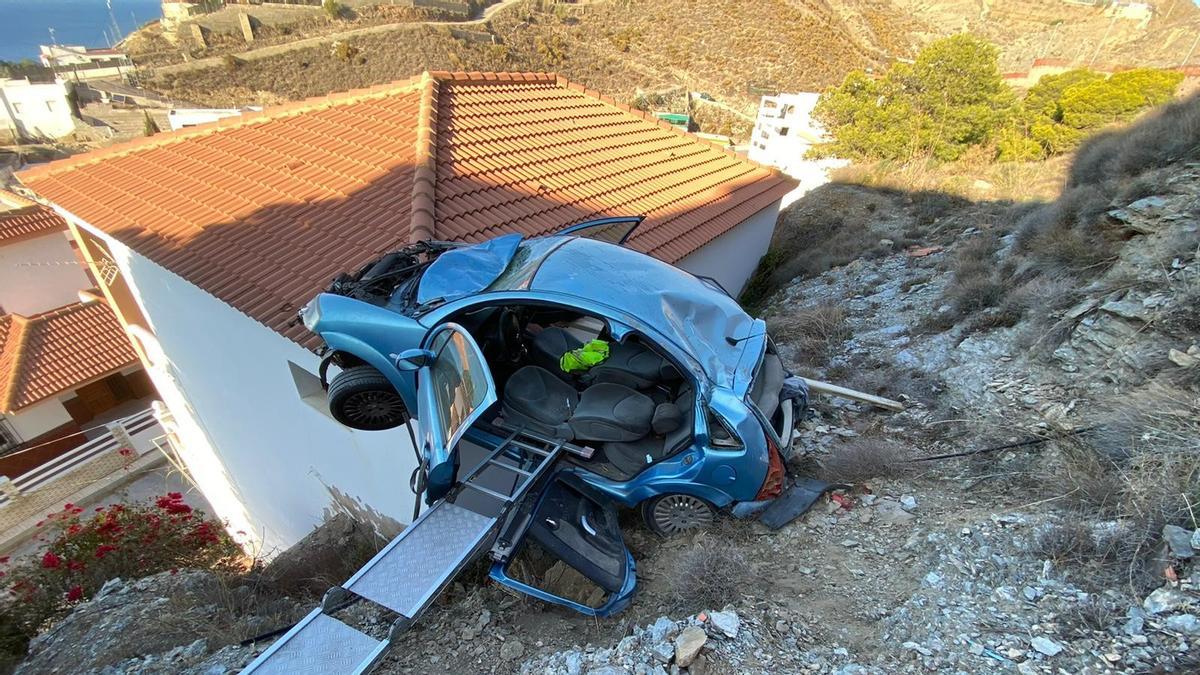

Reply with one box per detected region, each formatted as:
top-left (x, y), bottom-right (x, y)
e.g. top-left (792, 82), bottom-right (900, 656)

top-left (558, 216), bottom-right (644, 245)
top-left (414, 323), bottom-right (498, 502)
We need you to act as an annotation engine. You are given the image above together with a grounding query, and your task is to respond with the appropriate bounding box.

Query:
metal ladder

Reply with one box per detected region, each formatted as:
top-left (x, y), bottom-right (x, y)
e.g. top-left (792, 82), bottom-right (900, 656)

top-left (243, 428), bottom-right (568, 674)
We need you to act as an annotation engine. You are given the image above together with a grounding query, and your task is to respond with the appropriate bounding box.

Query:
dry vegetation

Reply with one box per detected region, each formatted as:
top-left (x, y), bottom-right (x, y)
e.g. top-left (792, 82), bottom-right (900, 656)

top-left (147, 0), bottom-right (918, 111)
top-left (816, 438), bottom-right (915, 484)
top-left (662, 525), bottom-right (762, 611)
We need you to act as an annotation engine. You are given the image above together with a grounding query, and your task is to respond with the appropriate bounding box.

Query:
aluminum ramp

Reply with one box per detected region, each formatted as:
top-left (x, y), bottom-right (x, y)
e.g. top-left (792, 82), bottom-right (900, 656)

top-left (243, 428), bottom-right (569, 674)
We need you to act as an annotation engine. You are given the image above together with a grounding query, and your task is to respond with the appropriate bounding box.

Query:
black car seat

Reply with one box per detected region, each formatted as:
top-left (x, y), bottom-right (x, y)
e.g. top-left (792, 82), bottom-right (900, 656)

top-left (530, 327), bottom-right (676, 390)
top-left (568, 383), bottom-right (655, 442)
top-left (503, 366), bottom-right (655, 442)
top-left (502, 365), bottom-right (579, 438)
top-left (601, 386), bottom-right (694, 478)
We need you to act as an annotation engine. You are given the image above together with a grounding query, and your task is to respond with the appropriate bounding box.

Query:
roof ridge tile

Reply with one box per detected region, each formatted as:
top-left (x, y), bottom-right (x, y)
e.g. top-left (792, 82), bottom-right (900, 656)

top-left (410, 72), bottom-right (440, 242)
top-left (0, 315), bottom-right (31, 412)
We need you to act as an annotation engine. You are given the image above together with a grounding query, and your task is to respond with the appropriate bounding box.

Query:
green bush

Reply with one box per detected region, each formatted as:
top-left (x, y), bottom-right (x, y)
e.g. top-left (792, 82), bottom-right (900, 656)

top-left (812, 35), bottom-right (1015, 161)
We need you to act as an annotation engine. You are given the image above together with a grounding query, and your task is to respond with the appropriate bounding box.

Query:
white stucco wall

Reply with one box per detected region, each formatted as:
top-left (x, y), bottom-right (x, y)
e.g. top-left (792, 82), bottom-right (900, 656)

top-left (6, 398), bottom-right (72, 441)
top-left (0, 231), bottom-right (90, 316)
top-left (676, 200), bottom-right (782, 298)
top-left (76, 220), bottom-right (420, 554)
top-left (0, 79), bottom-right (74, 140)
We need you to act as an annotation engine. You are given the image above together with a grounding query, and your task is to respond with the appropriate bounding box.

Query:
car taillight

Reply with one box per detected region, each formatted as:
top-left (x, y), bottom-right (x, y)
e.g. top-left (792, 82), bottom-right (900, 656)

top-left (755, 433), bottom-right (785, 500)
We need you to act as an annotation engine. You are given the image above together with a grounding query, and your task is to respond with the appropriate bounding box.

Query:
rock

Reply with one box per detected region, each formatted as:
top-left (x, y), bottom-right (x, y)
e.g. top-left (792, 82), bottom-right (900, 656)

top-left (708, 610), bottom-right (739, 639)
top-left (586, 667), bottom-right (629, 675)
top-left (1144, 587), bottom-right (1191, 615)
top-left (899, 495), bottom-right (918, 511)
top-left (500, 640), bottom-right (525, 661)
top-left (650, 641), bottom-right (674, 664)
top-left (1100, 298), bottom-right (1151, 322)
top-left (1165, 614), bottom-right (1200, 635)
top-left (1162, 525), bottom-right (1195, 558)
top-left (1168, 348), bottom-right (1198, 368)
top-left (876, 500), bottom-right (914, 526)
top-left (1031, 636), bottom-right (1063, 656)
top-left (1193, 528), bottom-right (1200, 553)
top-left (674, 626), bottom-right (707, 667)
top-left (646, 616), bottom-right (676, 643)
top-left (564, 650), bottom-right (585, 675)
top-left (1124, 615), bottom-right (1145, 636)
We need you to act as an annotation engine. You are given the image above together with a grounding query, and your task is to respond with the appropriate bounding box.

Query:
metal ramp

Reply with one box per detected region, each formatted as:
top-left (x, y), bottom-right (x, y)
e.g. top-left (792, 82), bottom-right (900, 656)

top-left (243, 428), bottom-right (571, 674)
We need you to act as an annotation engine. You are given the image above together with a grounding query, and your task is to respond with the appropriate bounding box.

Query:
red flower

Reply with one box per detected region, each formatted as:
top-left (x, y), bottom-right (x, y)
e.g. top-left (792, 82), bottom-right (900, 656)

top-left (94, 544), bottom-right (117, 559)
top-left (167, 492), bottom-right (183, 500)
top-left (170, 568), bottom-right (178, 575)
top-left (95, 507), bottom-right (104, 512)
top-left (0, 556), bottom-right (9, 564)
top-left (67, 524), bottom-right (82, 536)
top-left (65, 586), bottom-right (83, 602)
top-left (67, 560), bottom-right (85, 572)
top-left (41, 552), bottom-right (61, 569)
top-left (165, 502), bottom-right (192, 515)
top-left (118, 447), bottom-right (134, 457)
top-left (63, 503), bottom-right (75, 511)
top-left (35, 521), bottom-right (44, 528)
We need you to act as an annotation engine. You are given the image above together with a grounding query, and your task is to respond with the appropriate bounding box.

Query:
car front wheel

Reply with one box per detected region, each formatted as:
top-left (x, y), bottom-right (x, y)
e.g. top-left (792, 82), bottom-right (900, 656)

top-left (328, 365), bottom-right (409, 430)
top-left (641, 493), bottom-right (716, 536)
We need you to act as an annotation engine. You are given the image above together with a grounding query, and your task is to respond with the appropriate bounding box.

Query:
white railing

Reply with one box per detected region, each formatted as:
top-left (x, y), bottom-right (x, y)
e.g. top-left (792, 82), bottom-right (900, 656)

top-left (0, 408), bottom-right (160, 509)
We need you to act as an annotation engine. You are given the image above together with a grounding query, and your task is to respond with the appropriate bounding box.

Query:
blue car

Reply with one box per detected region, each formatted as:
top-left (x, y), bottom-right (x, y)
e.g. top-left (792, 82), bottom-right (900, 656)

top-left (299, 218), bottom-right (805, 618)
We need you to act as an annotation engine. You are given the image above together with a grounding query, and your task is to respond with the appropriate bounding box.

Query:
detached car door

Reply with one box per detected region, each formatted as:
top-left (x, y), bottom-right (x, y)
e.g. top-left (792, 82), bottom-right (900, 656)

top-left (414, 323), bottom-right (497, 503)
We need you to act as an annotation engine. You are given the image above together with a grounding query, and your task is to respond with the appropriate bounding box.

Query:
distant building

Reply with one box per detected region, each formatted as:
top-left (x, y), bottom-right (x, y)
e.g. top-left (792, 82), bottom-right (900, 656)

top-left (167, 106), bottom-right (262, 131)
top-left (39, 46), bottom-right (133, 83)
top-left (0, 190), bottom-right (150, 457)
top-left (748, 93), bottom-right (846, 206)
top-left (1106, 1), bottom-right (1154, 27)
top-left (161, 0), bottom-right (224, 30)
top-left (0, 78), bottom-right (75, 142)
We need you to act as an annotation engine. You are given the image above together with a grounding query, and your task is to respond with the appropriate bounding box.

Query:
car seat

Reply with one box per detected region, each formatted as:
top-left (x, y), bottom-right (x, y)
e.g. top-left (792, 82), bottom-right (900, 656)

top-left (530, 327), bottom-right (677, 390)
top-left (502, 366), bottom-right (655, 442)
top-left (601, 386), bottom-right (694, 478)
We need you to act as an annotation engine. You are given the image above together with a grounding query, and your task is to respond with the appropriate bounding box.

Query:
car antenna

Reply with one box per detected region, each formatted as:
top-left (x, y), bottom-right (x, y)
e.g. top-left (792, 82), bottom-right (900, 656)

top-left (725, 332), bottom-right (763, 346)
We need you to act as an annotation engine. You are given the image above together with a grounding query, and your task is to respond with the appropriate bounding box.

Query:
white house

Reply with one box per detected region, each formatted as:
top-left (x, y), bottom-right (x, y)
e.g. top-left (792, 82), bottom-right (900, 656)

top-left (38, 46), bottom-right (133, 83)
top-left (748, 92), bottom-right (847, 206)
top-left (0, 190), bottom-right (150, 460)
top-left (0, 78), bottom-right (75, 142)
top-left (167, 106), bottom-right (262, 131)
top-left (18, 71), bottom-right (796, 553)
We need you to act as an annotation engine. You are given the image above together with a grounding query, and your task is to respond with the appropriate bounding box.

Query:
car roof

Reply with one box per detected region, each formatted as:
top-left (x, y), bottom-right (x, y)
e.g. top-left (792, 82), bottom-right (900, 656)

top-left (527, 237), bottom-right (758, 389)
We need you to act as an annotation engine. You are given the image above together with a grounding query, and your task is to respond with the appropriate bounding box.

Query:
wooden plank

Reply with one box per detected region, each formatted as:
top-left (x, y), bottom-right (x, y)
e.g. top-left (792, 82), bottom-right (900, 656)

top-left (801, 378), bottom-right (905, 412)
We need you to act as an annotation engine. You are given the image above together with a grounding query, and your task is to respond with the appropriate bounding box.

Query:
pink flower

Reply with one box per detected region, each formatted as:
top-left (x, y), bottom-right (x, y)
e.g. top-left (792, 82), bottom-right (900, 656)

top-left (41, 552), bottom-right (61, 569)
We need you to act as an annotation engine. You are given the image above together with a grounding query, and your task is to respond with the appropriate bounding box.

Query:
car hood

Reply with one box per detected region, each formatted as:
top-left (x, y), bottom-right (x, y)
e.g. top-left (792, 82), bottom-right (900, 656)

top-left (529, 237), bottom-right (762, 390)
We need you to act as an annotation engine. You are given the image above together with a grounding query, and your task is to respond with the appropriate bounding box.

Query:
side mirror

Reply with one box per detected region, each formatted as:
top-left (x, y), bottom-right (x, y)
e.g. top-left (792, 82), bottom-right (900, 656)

top-left (393, 348), bottom-right (435, 371)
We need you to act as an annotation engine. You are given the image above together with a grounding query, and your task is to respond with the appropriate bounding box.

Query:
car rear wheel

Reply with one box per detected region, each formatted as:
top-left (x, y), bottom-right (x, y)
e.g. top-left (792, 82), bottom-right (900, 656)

top-left (328, 365), bottom-right (409, 430)
top-left (641, 493), bottom-right (715, 536)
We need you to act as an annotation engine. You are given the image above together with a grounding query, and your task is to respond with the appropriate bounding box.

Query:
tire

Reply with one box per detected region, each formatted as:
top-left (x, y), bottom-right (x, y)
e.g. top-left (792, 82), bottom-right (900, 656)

top-left (641, 493), bottom-right (716, 536)
top-left (328, 365), bottom-right (409, 431)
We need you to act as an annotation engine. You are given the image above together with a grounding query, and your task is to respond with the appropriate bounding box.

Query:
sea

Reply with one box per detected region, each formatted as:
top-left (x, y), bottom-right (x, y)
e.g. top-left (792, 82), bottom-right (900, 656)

top-left (0, 0), bottom-right (162, 62)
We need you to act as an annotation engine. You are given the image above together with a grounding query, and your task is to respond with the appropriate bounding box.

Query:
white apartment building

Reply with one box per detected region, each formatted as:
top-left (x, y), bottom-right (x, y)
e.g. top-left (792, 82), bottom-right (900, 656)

top-left (748, 92), bottom-right (847, 206)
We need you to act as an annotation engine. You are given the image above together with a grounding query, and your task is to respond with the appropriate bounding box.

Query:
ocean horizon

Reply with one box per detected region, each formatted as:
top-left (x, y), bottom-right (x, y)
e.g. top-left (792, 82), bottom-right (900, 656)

top-left (0, 0), bottom-right (162, 62)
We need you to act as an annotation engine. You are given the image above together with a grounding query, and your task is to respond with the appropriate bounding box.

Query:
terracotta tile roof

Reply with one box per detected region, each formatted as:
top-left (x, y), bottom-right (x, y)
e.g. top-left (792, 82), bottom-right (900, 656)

top-left (0, 190), bottom-right (67, 244)
top-left (17, 72), bottom-right (796, 348)
top-left (0, 301), bottom-right (139, 413)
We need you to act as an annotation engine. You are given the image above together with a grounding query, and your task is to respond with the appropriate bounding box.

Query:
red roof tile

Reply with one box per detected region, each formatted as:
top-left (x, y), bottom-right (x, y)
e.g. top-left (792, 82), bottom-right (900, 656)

top-left (17, 72), bottom-right (795, 349)
top-left (0, 301), bottom-right (139, 412)
top-left (0, 190), bottom-right (67, 244)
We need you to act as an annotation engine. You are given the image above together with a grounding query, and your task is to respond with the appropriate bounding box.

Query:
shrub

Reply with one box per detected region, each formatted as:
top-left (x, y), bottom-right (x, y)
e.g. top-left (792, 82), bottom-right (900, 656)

top-left (766, 304), bottom-right (851, 367)
top-left (1066, 92), bottom-right (1200, 188)
top-left (813, 35), bottom-right (1014, 161)
top-left (322, 0), bottom-right (345, 20)
top-left (817, 438), bottom-right (913, 484)
top-left (141, 111), bottom-right (159, 137)
top-left (0, 495), bottom-right (245, 664)
top-left (664, 527), bottom-right (759, 611)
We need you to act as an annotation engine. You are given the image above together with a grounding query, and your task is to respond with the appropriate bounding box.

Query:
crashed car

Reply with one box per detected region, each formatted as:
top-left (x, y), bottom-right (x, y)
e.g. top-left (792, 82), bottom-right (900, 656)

top-left (300, 217), bottom-right (808, 617)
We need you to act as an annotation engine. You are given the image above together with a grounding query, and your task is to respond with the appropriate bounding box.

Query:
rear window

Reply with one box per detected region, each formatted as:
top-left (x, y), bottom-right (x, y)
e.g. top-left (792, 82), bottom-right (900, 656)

top-left (748, 340), bottom-right (785, 420)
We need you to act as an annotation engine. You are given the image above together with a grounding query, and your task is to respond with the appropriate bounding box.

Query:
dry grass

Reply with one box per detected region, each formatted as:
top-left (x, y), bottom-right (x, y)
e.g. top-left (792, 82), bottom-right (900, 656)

top-left (766, 304), bottom-right (851, 367)
top-left (817, 438), bottom-right (914, 485)
top-left (663, 526), bottom-right (761, 611)
top-left (1034, 386), bottom-right (1200, 591)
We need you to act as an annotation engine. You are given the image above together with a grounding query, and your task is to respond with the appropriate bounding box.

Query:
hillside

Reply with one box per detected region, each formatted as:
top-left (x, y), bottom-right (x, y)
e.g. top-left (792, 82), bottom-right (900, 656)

top-left (144, 0), bottom-right (927, 110)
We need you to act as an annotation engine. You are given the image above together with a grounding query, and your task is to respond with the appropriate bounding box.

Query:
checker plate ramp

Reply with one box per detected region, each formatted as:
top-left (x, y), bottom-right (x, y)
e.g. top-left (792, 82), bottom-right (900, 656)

top-left (243, 427), bottom-right (565, 675)
top-left (345, 502), bottom-right (495, 617)
top-left (245, 610), bottom-right (384, 675)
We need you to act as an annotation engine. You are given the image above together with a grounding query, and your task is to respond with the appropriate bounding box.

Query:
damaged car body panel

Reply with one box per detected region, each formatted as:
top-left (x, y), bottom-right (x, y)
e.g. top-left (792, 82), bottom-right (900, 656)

top-left (293, 219), bottom-right (808, 632)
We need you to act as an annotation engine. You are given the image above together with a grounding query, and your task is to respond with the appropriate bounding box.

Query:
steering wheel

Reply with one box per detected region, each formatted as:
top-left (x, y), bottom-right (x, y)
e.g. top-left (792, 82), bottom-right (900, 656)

top-left (496, 308), bottom-right (526, 364)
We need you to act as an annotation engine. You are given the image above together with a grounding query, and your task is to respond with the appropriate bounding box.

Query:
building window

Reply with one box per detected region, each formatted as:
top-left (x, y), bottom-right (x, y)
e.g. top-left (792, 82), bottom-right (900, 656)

top-left (46, 100), bottom-right (55, 112)
top-left (11, 102), bottom-right (21, 114)
top-left (778, 127), bottom-right (790, 136)
top-left (0, 418), bottom-right (20, 452)
top-left (289, 361), bottom-right (333, 420)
